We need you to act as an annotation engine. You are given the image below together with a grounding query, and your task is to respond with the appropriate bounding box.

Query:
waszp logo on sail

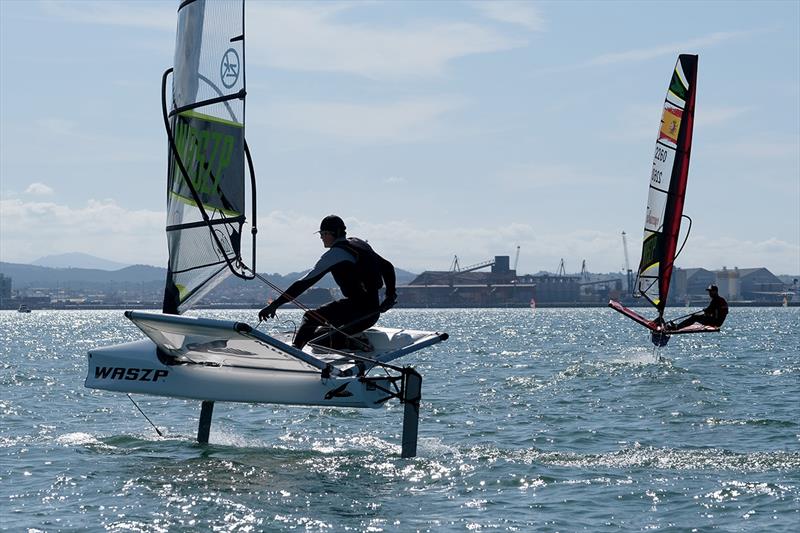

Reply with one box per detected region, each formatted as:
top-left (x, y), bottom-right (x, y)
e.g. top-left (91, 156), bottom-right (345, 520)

top-left (220, 48), bottom-right (240, 88)
top-left (94, 367), bottom-right (169, 382)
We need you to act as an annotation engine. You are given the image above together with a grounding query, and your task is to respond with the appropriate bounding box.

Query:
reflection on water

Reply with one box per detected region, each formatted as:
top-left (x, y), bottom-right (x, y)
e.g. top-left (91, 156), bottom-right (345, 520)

top-left (1, 308), bottom-right (798, 531)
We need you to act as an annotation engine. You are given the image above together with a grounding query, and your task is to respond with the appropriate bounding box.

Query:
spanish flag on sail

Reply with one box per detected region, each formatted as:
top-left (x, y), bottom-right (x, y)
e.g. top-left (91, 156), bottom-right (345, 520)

top-left (658, 106), bottom-right (683, 143)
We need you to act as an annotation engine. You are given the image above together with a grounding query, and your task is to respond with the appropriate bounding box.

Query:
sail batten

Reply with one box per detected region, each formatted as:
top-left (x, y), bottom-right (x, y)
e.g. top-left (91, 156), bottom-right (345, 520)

top-left (636, 54), bottom-right (698, 315)
top-left (162, 0), bottom-right (250, 315)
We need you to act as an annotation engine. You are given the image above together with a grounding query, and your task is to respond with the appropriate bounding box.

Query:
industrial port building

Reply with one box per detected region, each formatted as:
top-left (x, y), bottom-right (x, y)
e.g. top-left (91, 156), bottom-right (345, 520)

top-left (394, 255), bottom-right (792, 308)
top-left (395, 255), bottom-right (616, 308)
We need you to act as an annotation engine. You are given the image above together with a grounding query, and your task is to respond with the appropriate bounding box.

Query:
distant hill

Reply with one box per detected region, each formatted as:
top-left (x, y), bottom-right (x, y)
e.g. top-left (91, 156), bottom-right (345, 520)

top-left (0, 262), bottom-right (165, 287)
top-left (31, 252), bottom-right (131, 270)
top-left (395, 268), bottom-right (417, 285)
top-left (0, 261), bottom-right (417, 290)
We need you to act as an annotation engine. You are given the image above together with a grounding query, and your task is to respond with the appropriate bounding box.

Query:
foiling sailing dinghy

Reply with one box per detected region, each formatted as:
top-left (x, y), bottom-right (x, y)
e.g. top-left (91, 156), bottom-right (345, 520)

top-left (85, 0), bottom-right (447, 457)
top-left (608, 54), bottom-right (718, 347)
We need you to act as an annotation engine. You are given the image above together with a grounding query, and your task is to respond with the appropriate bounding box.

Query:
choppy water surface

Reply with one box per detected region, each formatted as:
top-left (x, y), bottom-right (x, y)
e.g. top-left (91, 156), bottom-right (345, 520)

top-left (1, 307), bottom-right (798, 531)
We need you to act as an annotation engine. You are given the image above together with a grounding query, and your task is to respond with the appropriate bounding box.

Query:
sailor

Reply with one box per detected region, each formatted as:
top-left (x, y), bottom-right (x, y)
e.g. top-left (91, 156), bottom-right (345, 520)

top-left (668, 284), bottom-right (728, 330)
top-left (258, 215), bottom-right (397, 349)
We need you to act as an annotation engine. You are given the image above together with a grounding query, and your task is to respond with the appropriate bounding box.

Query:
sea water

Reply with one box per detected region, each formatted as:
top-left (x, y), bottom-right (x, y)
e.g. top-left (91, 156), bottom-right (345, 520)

top-left (1, 307), bottom-right (798, 531)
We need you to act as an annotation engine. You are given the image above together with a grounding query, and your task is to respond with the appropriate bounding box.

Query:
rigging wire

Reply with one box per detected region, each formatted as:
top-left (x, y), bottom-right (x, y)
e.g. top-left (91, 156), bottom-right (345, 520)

top-left (127, 394), bottom-right (164, 437)
top-left (672, 214), bottom-right (693, 263)
top-left (160, 68), bottom-right (254, 291)
top-left (240, 263), bottom-right (374, 351)
top-left (637, 214), bottom-right (694, 313)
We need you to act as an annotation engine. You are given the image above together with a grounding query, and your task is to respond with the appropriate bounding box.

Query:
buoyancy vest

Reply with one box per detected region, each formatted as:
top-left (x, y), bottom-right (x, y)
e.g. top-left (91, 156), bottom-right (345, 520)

top-left (711, 295), bottom-right (729, 324)
top-left (703, 294), bottom-right (729, 326)
top-left (330, 238), bottom-right (383, 300)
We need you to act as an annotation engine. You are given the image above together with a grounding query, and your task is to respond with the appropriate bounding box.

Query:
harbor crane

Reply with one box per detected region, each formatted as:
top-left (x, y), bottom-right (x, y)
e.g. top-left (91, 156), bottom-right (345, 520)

top-left (450, 255), bottom-right (495, 273)
top-left (556, 258), bottom-right (566, 277)
top-left (622, 231), bottom-right (633, 295)
top-left (450, 255), bottom-right (460, 272)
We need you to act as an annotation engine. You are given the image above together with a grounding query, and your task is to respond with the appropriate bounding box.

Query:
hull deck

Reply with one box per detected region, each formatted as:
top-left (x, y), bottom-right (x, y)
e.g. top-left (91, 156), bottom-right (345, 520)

top-left (86, 311), bottom-right (447, 408)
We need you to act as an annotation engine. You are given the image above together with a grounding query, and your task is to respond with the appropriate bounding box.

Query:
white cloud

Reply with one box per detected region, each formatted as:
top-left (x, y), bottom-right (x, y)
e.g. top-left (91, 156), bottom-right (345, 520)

top-left (711, 138), bottom-right (800, 159)
top-left (24, 183), bottom-right (54, 196)
top-left (40, 0), bottom-right (174, 31)
top-left (496, 162), bottom-right (625, 189)
top-left (696, 106), bottom-right (752, 127)
top-left (586, 31), bottom-right (755, 67)
top-left (38, 0), bottom-right (528, 81)
top-left (258, 214), bottom-right (798, 277)
top-left (255, 211), bottom-right (329, 274)
top-left (2, 201), bottom-right (795, 276)
top-left (42, 0), bottom-right (526, 79)
top-left (536, 29), bottom-right (761, 75)
top-left (680, 236), bottom-right (800, 275)
top-left (351, 220), bottom-right (639, 275)
top-left (247, 3), bottom-right (525, 79)
top-left (471, 1), bottom-right (546, 32)
top-left (259, 97), bottom-right (468, 143)
top-left (10, 117), bottom-right (162, 166)
top-left (605, 103), bottom-right (663, 142)
top-left (260, 215), bottom-right (625, 275)
top-left (0, 198), bottom-right (165, 266)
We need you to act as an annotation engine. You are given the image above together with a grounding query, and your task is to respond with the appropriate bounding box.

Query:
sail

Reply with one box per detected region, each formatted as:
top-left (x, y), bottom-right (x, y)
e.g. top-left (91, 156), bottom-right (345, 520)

top-left (636, 55), bottom-right (698, 315)
top-left (162, 0), bottom-right (250, 314)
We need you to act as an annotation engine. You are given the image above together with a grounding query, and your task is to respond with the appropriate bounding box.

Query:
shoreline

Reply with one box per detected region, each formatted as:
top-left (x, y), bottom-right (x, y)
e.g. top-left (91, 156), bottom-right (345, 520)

top-left (2, 301), bottom-right (797, 311)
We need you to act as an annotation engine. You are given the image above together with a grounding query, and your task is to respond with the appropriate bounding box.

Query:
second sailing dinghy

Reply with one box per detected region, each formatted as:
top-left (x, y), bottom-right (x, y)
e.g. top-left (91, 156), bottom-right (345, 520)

top-left (85, 0), bottom-right (447, 457)
top-left (609, 54), bottom-right (718, 346)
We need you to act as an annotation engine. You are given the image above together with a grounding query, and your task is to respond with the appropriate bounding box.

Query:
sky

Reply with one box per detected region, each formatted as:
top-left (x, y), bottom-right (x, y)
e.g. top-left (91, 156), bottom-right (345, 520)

top-left (1, 0), bottom-right (798, 276)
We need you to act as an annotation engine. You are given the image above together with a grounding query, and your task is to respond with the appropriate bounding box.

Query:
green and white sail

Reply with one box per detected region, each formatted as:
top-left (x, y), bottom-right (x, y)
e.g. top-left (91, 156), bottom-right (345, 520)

top-left (162, 0), bottom-right (252, 314)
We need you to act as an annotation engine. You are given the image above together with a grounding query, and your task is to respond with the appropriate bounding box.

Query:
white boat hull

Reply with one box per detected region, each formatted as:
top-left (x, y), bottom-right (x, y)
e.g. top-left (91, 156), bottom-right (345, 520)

top-left (86, 339), bottom-right (393, 408)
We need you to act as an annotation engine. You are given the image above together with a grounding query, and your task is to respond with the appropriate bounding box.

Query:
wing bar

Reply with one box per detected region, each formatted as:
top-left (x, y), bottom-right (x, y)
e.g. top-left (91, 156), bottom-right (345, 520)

top-left (608, 299), bottom-right (660, 331)
top-left (125, 310), bottom-right (331, 372)
top-left (374, 332), bottom-right (449, 364)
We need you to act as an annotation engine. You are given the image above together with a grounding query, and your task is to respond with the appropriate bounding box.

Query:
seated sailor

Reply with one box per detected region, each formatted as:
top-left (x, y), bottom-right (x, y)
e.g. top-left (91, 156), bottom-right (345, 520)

top-left (258, 215), bottom-right (397, 349)
top-left (668, 284), bottom-right (728, 330)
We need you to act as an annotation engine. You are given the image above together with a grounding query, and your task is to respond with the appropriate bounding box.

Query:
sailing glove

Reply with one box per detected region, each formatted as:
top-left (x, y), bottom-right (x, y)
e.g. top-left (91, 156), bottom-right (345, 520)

top-left (259, 302), bottom-right (279, 321)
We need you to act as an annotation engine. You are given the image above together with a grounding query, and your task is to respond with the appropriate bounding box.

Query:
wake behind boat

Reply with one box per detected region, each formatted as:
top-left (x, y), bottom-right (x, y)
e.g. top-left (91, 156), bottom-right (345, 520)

top-left (609, 54), bottom-right (718, 346)
top-left (85, 0), bottom-right (447, 457)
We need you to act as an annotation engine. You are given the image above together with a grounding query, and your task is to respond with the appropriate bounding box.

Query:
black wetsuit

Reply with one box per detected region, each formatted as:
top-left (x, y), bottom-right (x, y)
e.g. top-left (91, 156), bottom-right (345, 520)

top-left (675, 294), bottom-right (729, 329)
top-left (270, 237), bottom-right (396, 349)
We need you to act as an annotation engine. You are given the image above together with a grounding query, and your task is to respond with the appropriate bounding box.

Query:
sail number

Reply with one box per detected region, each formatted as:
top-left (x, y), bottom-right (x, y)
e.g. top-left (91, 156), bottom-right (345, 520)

top-left (654, 146), bottom-right (668, 162)
top-left (651, 167), bottom-right (662, 184)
